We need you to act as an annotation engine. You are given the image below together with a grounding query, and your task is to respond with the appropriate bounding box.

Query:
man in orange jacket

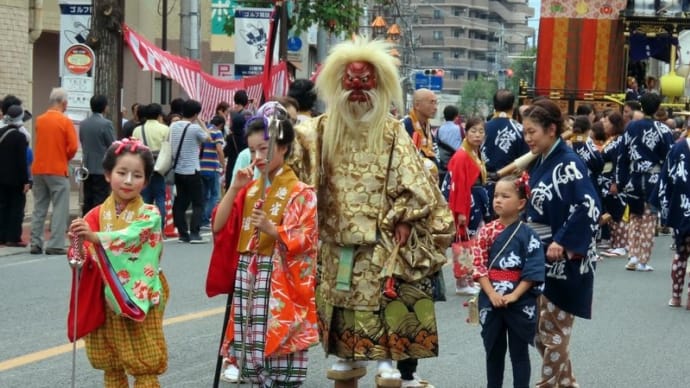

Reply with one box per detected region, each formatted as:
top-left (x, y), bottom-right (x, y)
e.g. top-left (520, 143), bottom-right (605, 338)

top-left (30, 87), bottom-right (78, 255)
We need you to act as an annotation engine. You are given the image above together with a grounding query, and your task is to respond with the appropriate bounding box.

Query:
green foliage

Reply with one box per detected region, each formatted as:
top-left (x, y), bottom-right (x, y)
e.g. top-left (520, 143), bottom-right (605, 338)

top-left (224, 1), bottom-right (390, 37)
top-left (508, 47), bottom-right (537, 96)
top-left (458, 77), bottom-right (498, 118)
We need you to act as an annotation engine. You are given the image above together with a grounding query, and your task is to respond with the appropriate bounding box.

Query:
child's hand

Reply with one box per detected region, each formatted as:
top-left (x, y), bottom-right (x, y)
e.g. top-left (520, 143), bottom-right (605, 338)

top-left (488, 291), bottom-right (505, 308)
top-left (230, 161), bottom-right (255, 190)
top-left (250, 208), bottom-right (278, 239)
top-left (69, 218), bottom-right (99, 244)
top-left (503, 293), bottom-right (518, 305)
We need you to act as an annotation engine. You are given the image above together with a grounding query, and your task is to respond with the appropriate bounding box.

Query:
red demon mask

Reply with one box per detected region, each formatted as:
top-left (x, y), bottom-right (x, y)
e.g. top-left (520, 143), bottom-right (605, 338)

top-left (343, 61), bottom-right (377, 102)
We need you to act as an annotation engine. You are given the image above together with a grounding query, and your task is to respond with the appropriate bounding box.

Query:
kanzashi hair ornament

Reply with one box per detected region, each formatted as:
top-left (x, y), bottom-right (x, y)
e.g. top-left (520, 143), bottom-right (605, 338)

top-left (113, 138), bottom-right (149, 155)
top-left (516, 171), bottom-right (531, 198)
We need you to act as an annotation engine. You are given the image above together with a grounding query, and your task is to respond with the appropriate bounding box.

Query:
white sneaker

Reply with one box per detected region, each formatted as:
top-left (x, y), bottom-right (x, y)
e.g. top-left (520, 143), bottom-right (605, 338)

top-left (455, 285), bottom-right (480, 296)
top-left (220, 364), bottom-right (240, 383)
top-left (636, 263), bottom-right (654, 272)
top-left (602, 247), bottom-right (627, 257)
top-left (625, 256), bottom-right (639, 270)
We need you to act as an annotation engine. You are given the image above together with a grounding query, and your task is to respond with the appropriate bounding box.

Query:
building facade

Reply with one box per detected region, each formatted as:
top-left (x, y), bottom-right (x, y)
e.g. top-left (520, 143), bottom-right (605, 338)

top-left (407, 0), bottom-right (535, 94)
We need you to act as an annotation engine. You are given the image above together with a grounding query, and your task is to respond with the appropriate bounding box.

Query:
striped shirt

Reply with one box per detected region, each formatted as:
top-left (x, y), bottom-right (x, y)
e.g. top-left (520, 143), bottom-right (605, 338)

top-left (169, 120), bottom-right (208, 175)
top-left (200, 128), bottom-right (224, 176)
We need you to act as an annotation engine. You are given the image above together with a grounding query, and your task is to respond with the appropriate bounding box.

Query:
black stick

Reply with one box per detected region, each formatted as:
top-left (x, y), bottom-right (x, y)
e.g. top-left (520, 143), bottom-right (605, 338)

top-left (212, 292), bottom-right (233, 388)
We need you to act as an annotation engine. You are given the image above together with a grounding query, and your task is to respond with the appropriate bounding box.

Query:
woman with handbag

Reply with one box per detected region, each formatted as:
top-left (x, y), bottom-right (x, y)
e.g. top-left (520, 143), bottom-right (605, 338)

top-left (472, 175), bottom-right (545, 388)
top-left (522, 99), bottom-right (601, 388)
top-left (446, 117), bottom-right (490, 295)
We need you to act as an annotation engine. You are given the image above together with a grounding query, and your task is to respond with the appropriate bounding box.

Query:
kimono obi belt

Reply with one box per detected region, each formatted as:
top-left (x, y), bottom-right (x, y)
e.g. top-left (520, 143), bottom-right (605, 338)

top-left (489, 269), bottom-right (521, 282)
top-left (632, 163), bottom-right (661, 174)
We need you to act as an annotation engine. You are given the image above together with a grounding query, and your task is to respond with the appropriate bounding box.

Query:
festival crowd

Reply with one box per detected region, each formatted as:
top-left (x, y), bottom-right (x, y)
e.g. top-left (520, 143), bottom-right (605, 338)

top-left (1, 37), bottom-right (688, 388)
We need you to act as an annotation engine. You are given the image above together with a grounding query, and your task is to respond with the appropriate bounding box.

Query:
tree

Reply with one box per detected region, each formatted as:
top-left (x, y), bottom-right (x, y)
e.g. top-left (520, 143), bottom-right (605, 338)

top-left (508, 47), bottom-right (537, 97)
top-left (458, 77), bottom-right (497, 118)
top-left (224, 0), bottom-right (391, 37)
top-left (87, 0), bottom-right (124, 125)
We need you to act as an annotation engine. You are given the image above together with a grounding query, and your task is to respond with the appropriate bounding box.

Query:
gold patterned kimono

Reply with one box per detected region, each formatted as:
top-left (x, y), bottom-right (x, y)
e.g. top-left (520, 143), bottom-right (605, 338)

top-left (291, 115), bottom-right (454, 361)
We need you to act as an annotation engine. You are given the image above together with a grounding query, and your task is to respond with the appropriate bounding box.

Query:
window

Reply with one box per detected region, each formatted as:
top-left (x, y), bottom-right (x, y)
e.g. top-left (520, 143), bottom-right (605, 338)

top-left (432, 52), bottom-right (443, 61)
top-left (433, 31), bottom-right (443, 40)
top-left (433, 9), bottom-right (442, 19)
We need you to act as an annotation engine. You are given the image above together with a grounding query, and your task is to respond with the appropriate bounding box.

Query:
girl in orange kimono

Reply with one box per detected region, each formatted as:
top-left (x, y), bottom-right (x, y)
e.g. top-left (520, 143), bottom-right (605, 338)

top-left (211, 103), bottom-right (318, 387)
top-left (447, 117), bottom-right (488, 295)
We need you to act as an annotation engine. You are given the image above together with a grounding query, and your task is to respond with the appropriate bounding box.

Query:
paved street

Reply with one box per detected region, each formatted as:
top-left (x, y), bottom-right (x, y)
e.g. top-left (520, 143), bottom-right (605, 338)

top-left (0, 234), bottom-right (689, 388)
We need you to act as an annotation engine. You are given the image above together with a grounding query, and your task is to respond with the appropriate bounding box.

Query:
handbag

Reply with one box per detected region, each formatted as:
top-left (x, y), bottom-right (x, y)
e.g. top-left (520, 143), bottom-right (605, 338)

top-left (452, 231), bottom-right (473, 279)
top-left (465, 221), bottom-right (522, 326)
top-left (153, 125), bottom-right (172, 175)
top-left (162, 123), bottom-right (191, 185)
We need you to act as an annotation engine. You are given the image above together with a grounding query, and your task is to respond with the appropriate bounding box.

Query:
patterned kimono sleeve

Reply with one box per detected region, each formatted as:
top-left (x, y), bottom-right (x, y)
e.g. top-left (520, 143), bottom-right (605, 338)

top-left (586, 140), bottom-right (604, 176)
top-left (472, 224), bottom-right (492, 281)
top-left (520, 228), bottom-right (545, 284)
top-left (383, 125), bottom-right (439, 227)
top-left (553, 158), bottom-right (601, 256)
top-left (652, 150), bottom-right (672, 224)
top-left (95, 205), bottom-right (163, 257)
top-left (616, 131), bottom-right (632, 187)
top-left (276, 186), bottom-right (318, 257)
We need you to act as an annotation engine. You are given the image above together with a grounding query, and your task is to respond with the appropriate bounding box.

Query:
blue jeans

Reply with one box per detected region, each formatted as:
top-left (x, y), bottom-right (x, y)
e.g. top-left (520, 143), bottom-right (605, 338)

top-left (141, 173), bottom-right (166, 232)
top-left (201, 173), bottom-right (219, 225)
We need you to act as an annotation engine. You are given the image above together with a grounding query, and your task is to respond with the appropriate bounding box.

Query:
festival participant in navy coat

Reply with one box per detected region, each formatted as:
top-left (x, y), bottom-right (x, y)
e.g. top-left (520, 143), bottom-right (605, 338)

top-left (652, 138), bottom-right (690, 308)
top-left (472, 175), bottom-right (545, 388)
top-left (522, 98), bottom-right (601, 388)
top-left (598, 112), bottom-right (628, 257)
top-left (616, 93), bottom-right (674, 272)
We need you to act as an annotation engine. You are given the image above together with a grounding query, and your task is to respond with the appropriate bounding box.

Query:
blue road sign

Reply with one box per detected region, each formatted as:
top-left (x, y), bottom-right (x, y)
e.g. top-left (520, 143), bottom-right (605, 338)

top-left (414, 72), bottom-right (443, 91)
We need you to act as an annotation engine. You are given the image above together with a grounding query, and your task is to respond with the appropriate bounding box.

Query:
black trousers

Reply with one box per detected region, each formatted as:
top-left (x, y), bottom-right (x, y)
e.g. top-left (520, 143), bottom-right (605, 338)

top-left (82, 174), bottom-right (111, 216)
top-left (0, 184), bottom-right (26, 243)
top-left (173, 172), bottom-right (203, 236)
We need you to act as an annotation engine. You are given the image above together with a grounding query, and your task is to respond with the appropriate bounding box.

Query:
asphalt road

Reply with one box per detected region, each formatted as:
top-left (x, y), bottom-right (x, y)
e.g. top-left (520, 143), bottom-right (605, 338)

top-left (1, 235), bottom-right (689, 388)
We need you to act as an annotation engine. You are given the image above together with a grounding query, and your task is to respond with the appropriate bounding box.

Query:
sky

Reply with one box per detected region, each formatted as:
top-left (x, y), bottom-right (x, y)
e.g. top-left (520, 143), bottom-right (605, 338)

top-left (529, 0), bottom-right (541, 45)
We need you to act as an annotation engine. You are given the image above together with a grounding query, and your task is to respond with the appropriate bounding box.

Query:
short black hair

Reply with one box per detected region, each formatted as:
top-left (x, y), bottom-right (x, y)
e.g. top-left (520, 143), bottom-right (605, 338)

top-left (443, 105), bottom-right (459, 121)
top-left (170, 98), bottom-right (185, 115)
top-left (1, 95), bottom-right (22, 115)
top-left (624, 100), bottom-right (641, 111)
top-left (493, 89), bottom-right (515, 112)
top-left (287, 79), bottom-right (316, 111)
top-left (210, 115), bottom-right (226, 128)
top-left (639, 93), bottom-right (661, 116)
top-left (575, 104), bottom-right (594, 116)
top-left (145, 103), bottom-right (163, 120)
top-left (90, 95), bottom-right (108, 114)
top-left (234, 90), bottom-right (249, 106)
top-left (182, 99), bottom-right (202, 118)
top-left (572, 115), bottom-right (591, 134)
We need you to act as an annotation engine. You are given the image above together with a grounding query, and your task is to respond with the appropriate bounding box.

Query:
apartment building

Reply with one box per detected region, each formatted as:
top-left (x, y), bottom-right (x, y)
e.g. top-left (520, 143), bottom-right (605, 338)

top-left (408, 0), bottom-right (535, 94)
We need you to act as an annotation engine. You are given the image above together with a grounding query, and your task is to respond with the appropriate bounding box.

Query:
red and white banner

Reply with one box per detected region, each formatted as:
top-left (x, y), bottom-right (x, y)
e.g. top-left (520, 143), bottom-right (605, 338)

top-left (122, 23), bottom-right (289, 120)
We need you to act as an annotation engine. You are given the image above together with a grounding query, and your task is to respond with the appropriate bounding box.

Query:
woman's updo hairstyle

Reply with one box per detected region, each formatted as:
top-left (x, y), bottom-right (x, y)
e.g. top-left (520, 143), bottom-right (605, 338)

top-left (244, 101), bottom-right (295, 156)
top-left (522, 99), bottom-right (565, 136)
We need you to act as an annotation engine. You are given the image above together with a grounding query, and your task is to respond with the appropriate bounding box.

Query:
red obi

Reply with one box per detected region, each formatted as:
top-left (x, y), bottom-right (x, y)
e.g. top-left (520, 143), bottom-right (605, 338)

top-left (488, 269), bottom-right (521, 282)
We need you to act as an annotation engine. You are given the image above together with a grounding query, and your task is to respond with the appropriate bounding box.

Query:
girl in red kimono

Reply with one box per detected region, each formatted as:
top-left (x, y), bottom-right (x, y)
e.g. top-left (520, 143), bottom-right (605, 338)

top-left (447, 117), bottom-right (489, 295)
top-left (211, 104), bottom-right (318, 387)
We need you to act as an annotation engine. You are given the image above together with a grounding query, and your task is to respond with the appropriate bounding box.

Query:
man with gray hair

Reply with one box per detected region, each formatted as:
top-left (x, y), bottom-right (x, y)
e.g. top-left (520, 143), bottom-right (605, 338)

top-left (30, 87), bottom-right (78, 255)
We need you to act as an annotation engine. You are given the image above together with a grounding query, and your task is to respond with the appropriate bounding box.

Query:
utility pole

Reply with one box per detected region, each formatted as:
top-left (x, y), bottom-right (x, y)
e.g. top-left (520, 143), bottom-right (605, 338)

top-left (161, 0), bottom-right (168, 105)
top-left (180, 0), bottom-right (200, 60)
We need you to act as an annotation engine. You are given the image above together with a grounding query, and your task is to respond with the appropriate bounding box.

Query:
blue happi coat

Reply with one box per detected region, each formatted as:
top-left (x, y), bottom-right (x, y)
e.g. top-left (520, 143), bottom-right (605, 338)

top-left (481, 117), bottom-right (530, 174)
top-left (527, 140), bottom-right (601, 319)
top-left (477, 220), bottom-right (545, 348)
top-left (597, 136), bottom-right (627, 221)
top-left (652, 139), bottom-right (690, 249)
top-left (616, 118), bottom-right (673, 214)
